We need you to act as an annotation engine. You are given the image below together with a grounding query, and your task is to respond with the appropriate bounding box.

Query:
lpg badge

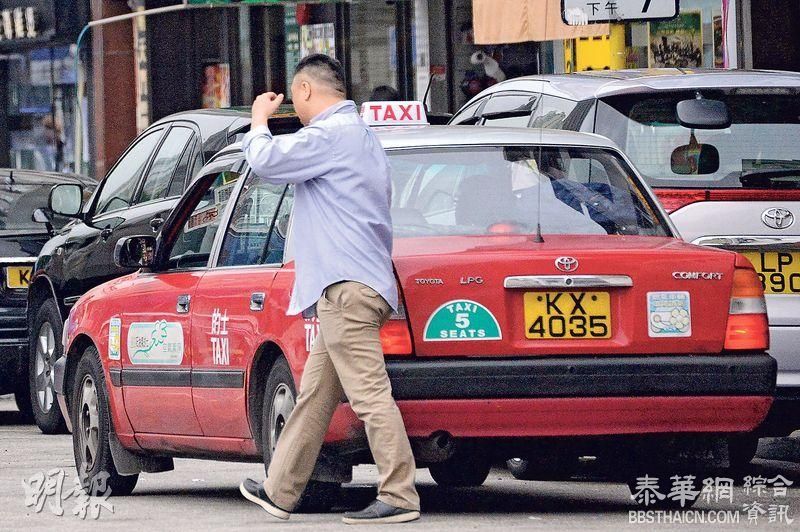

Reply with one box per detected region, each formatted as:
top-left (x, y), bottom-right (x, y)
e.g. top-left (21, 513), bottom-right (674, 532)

top-left (423, 299), bottom-right (502, 341)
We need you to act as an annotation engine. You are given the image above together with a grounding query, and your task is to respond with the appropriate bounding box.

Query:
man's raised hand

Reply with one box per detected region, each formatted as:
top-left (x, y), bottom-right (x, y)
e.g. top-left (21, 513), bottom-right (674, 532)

top-left (252, 92), bottom-right (285, 128)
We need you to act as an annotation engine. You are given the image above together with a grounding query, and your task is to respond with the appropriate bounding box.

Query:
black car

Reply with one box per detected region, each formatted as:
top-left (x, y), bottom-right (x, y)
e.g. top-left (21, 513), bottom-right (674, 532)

top-left (27, 108), bottom-right (301, 433)
top-left (0, 169), bottom-right (95, 418)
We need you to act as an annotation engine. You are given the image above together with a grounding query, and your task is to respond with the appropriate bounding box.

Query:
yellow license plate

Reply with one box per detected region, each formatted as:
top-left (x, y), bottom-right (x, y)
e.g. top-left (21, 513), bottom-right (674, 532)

top-left (5, 266), bottom-right (32, 289)
top-left (524, 291), bottom-right (611, 339)
top-left (741, 251), bottom-right (800, 294)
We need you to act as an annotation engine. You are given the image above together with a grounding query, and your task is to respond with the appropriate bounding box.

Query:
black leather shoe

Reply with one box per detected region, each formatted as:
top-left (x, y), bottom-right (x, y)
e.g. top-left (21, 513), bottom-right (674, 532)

top-left (239, 478), bottom-right (291, 520)
top-left (342, 499), bottom-right (420, 524)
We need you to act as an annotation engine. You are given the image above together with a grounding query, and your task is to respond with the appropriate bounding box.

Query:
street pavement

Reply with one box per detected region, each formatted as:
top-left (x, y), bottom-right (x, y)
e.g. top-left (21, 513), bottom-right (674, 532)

top-left (2, 394), bottom-right (800, 530)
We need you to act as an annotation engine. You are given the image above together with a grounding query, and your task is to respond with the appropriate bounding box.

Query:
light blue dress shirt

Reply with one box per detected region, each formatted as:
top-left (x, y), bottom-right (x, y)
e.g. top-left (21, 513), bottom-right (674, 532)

top-left (242, 100), bottom-right (398, 316)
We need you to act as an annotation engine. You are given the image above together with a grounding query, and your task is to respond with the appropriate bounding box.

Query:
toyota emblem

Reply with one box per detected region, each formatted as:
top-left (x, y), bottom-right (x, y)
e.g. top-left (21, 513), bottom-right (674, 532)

top-left (762, 208), bottom-right (795, 230)
top-left (555, 256), bottom-right (579, 273)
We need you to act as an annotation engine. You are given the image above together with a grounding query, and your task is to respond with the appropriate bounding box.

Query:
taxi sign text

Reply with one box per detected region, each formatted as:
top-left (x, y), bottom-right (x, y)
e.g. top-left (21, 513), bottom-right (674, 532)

top-left (360, 101), bottom-right (428, 126)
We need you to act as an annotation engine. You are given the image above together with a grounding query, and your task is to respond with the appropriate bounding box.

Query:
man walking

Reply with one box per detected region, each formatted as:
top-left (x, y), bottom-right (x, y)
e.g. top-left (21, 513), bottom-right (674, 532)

top-left (238, 54), bottom-right (420, 524)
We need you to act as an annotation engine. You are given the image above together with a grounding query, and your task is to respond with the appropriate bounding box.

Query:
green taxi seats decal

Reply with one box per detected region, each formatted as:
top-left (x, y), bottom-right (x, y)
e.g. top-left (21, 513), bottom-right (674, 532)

top-left (423, 299), bottom-right (502, 341)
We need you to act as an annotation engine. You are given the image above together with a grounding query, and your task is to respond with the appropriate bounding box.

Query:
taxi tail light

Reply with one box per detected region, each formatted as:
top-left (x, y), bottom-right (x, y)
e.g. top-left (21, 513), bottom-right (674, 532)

top-left (724, 267), bottom-right (769, 351)
top-left (380, 301), bottom-right (413, 356)
top-left (655, 188), bottom-right (800, 214)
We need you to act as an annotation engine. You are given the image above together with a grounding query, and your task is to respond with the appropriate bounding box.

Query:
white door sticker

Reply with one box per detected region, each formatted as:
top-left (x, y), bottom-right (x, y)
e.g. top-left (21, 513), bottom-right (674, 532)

top-left (127, 321), bottom-right (184, 365)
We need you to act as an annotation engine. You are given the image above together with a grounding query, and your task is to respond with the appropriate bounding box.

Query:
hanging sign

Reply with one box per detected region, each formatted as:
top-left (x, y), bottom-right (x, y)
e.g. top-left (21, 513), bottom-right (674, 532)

top-left (562, 0), bottom-right (679, 25)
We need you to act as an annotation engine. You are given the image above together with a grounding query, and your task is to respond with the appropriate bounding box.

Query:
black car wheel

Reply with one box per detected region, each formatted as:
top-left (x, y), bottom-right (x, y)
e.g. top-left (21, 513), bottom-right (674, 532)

top-left (429, 447), bottom-right (492, 487)
top-left (71, 346), bottom-right (138, 496)
top-left (261, 357), bottom-right (339, 513)
top-left (14, 385), bottom-right (34, 423)
top-left (728, 434), bottom-right (760, 470)
top-left (29, 299), bottom-right (67, 434)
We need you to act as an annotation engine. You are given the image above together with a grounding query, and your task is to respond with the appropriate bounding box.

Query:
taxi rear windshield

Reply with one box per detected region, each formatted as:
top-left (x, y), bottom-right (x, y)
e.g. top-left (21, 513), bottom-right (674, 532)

top-left (596, 89), bottom-right (800, 189)
top-left (386, 146), bottom-right (669, 238)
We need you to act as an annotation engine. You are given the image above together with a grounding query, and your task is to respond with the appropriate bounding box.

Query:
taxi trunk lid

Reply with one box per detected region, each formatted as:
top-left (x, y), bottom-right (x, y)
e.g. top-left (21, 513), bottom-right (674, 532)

top-left (393, 235), bottom-right (737, 357)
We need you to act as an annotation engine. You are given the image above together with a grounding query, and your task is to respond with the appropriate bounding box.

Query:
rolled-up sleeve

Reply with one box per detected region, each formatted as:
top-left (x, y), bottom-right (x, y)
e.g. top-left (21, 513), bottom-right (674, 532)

top-left (242, 124), bottom-right (336, 184)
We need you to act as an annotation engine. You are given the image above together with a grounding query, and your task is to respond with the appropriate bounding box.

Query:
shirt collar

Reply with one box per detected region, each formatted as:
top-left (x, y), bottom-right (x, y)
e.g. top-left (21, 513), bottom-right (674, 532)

top-left (310, 100), bottom-right (357, 124)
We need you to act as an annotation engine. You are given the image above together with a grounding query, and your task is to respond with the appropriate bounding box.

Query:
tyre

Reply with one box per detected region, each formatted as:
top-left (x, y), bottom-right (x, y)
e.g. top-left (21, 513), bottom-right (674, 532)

top-left (261, 357), bottom-right (338, 513)
top-left (29, 299), bottom-right (67, 434)
top-left (429, 447), bottom-right (491, 487)
top-left (728, 434), bottom-right (759, 470)
top-left (14, 385), bottom-right (34, 423)
top-left (71, 346), bottom-right (138, 496)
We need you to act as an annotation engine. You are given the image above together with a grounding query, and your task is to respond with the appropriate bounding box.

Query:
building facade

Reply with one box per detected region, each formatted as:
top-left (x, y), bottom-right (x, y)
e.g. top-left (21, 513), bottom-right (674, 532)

top-left (1, 0), bottom-right (795, 180)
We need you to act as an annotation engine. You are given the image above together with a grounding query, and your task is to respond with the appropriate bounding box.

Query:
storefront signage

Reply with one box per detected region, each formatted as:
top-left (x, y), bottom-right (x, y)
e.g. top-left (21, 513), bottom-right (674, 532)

top-left (0, 1), bottom-right (56, 48)
top-left (562, 0), bottom-right (679, 25)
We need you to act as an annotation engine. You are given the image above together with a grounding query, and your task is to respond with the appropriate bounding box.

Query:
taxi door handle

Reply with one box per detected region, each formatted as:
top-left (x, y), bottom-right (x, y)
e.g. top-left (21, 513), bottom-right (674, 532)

top-left (150, 217), bottom-right (165, 232)
top-left (250, 292), bottom-right (265, 312)
top-left (100, 227), bottom-right (113, 241)
top-left (177, 294), bottom-right (191, 314)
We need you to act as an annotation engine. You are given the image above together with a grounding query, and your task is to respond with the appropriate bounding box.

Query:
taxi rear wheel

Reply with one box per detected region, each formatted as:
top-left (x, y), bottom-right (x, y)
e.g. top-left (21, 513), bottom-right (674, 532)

top-left (429, 445), bottom-right (492, 487)
top-left (261, 357), bottom-right (339, 512)
top-left (71, 346), bottom-right (138, 496)
top-left (28, 299), bottom-right (67, 434)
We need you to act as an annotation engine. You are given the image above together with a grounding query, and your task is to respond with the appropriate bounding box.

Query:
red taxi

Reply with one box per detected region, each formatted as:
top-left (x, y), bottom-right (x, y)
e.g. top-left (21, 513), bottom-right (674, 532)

top-left (54, 102), bottom-right (776, 506)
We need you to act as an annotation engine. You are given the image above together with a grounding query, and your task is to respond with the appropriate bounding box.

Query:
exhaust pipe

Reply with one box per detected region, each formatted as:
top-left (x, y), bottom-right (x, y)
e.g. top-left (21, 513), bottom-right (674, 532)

top-left (412, 431), bottom-right (455, 463)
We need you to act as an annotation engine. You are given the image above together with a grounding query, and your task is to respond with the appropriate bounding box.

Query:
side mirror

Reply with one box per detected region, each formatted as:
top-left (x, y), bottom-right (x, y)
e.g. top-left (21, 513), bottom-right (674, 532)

top-left (676, 98), bottom-right (731, 130)
top-left (49, 183), bottom-right (84, 218)
top-left (670, 143), bottom-right (720, 175)
top-left (114, 236), bottom-right (156, 269)
top-left (32, 208), bottom-right (54, 236)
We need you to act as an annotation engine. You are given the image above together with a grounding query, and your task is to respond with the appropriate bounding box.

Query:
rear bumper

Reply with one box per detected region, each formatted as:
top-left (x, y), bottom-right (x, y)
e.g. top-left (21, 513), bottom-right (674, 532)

top-left (326, 395), bottom-right (774, 441)
top-left (385, 353), bottom-right (776, 399)
top-left (324, 354), bottom-right (776, 442)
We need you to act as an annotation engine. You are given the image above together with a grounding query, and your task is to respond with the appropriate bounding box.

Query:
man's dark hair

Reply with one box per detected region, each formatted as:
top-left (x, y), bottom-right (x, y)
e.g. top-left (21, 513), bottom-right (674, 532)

top-left (369, 85), bottom-right (400, 101)
top-left (295, 54), bottom-right (346, 96)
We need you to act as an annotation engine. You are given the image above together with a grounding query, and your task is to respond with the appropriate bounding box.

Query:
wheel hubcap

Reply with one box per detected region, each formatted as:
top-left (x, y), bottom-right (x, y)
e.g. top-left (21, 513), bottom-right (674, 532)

top-left (77, 375), bottom-right (100, 472)
top-left (35, 322), bottom-right (56, 413)
top-left (269, 383), bottom-right (295, 454)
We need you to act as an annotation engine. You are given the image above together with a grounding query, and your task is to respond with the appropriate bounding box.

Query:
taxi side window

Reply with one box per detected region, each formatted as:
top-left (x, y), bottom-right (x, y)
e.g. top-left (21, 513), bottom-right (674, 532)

top-left (217, 173), bottom-right (287, 267)
top-left (168, 170), bottom-right (241, 269)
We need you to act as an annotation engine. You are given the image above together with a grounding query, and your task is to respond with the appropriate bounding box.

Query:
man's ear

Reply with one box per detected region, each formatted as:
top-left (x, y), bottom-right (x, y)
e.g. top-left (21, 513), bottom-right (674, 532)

top-left (301, 80), bottom-right (313, 101)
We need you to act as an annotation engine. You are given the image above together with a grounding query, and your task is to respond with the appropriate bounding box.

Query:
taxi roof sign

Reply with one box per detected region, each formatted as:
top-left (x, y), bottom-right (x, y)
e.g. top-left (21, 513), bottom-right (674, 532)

top-left (360, 101), bottom-right (429, 126)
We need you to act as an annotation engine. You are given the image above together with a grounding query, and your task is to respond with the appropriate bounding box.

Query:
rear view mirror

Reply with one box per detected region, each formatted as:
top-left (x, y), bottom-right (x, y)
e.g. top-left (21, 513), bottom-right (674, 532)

top-left (676, 99), bottom-right (731, 130)
top-left (115, 235), bottom-right (156, 269)
top-left (49, 183), bottom-right (84, 218)
top-left (670, 143), bottom-right (720, 175)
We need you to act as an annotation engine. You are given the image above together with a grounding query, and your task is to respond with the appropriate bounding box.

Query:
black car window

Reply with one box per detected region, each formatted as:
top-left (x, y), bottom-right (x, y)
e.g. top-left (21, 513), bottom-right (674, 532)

top-left (138, 126), bottom-right (194, 204)
top-left (167, 170), bottom-right (241, 270)
top-left (481, 93), bottom-right (538, 127)
top-left (530, 95), bottom-right (578, 129)
top-left (95, 129), bottom-right (163, 215)
top-left (166, 138), bottom-right (198, 197)
top-left (217, 172), bottom-right (287, 267)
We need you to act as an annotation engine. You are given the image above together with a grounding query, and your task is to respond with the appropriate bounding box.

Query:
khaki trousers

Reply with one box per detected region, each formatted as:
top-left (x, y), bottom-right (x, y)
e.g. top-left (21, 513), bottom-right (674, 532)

top-left (264, 281), bottom-right (420, 511)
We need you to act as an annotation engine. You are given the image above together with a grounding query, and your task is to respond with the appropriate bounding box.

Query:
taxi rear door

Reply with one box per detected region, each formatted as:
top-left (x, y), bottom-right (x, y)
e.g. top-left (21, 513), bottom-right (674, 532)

top-left (190, 173), bottom-right (293, 438)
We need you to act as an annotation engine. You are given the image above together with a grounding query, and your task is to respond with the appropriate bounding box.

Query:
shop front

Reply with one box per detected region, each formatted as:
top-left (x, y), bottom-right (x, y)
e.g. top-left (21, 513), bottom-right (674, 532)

top-left (0, 0), bottom-right (89, 172)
